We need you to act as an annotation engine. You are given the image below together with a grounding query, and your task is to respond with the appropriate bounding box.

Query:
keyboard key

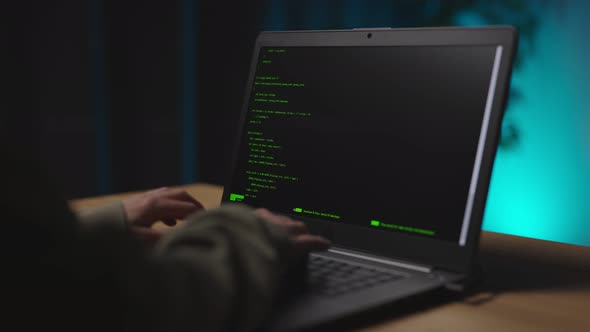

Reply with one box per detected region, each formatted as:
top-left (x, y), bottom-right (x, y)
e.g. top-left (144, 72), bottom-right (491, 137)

top-left (306, 256), bottom-right (405, 297)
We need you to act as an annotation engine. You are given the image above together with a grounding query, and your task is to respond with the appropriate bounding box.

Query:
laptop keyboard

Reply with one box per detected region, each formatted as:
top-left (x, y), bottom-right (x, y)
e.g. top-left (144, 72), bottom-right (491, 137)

top-left (307, 255), bottom-right (406, 297)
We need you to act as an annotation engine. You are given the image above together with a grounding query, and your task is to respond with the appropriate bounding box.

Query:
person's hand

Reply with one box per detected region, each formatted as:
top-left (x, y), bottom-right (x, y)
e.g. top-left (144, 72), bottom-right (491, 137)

top-left (255, 208), bottom-right (331, 258)
top-left (122, 187), bottom-right (204, 243)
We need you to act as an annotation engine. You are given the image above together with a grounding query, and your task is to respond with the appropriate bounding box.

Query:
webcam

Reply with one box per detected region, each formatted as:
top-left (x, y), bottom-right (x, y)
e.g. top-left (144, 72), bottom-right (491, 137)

top-left (352, 27), bottom-right (391, 37)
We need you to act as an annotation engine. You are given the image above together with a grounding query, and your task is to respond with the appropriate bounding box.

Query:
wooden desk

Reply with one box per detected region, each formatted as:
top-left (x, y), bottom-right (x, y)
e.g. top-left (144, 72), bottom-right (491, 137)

top-left (70, 184), bottom-right (590, 332)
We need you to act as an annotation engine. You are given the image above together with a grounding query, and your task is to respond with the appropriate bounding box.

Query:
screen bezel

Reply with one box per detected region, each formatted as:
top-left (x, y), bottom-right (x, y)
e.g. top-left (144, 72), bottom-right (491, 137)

top-left (222, 27), bottom-right (518, 274)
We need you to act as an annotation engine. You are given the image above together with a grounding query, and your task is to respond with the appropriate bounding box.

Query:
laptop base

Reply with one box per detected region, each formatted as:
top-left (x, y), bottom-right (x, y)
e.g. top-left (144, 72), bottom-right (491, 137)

top-left (267, 251), bottom-right (464, 332)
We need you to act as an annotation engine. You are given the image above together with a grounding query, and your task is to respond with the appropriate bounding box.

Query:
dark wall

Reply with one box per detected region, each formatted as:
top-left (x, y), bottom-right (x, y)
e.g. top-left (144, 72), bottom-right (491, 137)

top-left (197, 0), bottom-right (266, 184)
top-left (36, 1), bottom-right (96, 198)
top-left (27, 0), bottom-right (268, 198)
top-left (104, 0), bottom-right (182, 193)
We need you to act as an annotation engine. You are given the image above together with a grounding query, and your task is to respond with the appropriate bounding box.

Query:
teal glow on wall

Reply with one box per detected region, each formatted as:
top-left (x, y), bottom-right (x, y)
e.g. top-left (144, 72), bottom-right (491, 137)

top-left (478, 2), bottom-right (590, 246)
top-left (264, 0), bottom-right (590, 247)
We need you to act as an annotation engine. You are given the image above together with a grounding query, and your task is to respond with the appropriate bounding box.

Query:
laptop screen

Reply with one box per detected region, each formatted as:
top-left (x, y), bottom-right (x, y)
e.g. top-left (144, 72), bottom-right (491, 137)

top-left (227, 45), bottom-right (502, 245)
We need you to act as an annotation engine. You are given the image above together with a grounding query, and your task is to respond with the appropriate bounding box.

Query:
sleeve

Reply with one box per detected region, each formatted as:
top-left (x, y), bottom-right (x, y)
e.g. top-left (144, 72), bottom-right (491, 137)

top-left (152, 203), bottom-right (291, 332)
top-left (75, 201), bottom-right (128, 230)
top-left (57, 203), bottom-right (291, 332)
top-left (5, 167), bottom-right (290, 332)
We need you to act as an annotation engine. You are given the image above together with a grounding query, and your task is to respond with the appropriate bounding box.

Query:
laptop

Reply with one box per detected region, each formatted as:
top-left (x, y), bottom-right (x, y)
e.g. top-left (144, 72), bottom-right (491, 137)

top-left (222, 26), bottom-right (517, 331)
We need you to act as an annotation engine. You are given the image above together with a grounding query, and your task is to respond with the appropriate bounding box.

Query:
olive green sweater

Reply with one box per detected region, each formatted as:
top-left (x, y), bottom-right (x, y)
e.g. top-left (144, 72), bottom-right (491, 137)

top-left (76, 202), bottom-right (289, 331)
top-left (1, 155), bottom-right (290, 331)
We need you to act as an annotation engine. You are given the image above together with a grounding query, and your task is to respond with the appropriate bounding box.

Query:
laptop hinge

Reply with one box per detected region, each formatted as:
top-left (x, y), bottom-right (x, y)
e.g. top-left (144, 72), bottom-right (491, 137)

top-left (328, 248), bottom-right (433, 273)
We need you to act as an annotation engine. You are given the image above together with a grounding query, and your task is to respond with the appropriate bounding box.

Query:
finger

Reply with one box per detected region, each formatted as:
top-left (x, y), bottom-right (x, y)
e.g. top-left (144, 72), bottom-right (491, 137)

top-left (255, 208), bottom-right (271, 215)
top-left (276, 214), bottom-right (294, 223)
top-left (255, 208), bottom-right (275, 221)
top-left (283, 220), bottom-right (308, 235)
top-left (144, 187), bottom-right (170, 196)
top-left (255, 209), bottom-right (308, 235)
top-left (161, 218), bottom-right (177, 226)
top-left (257, 211), bottom-right (290, 231)
top-left (292, 234), bottom-right (331, 254)
top-left (154, 199), bottom-right (202, 220)
top-left (161, 189), bottom-right (204, 209)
